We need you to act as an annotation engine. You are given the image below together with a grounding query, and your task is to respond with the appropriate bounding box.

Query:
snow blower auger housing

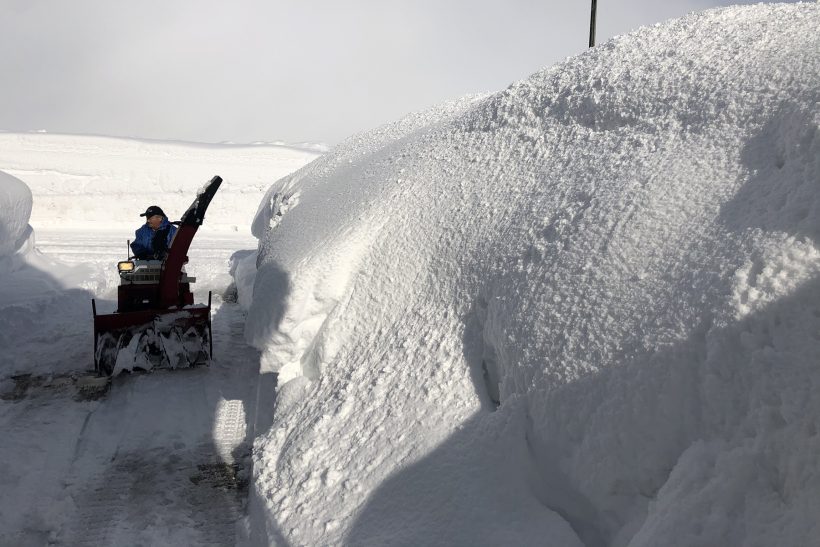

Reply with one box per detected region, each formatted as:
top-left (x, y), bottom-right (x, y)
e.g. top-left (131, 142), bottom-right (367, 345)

top-left (92, 175), bottom-right (222, 376)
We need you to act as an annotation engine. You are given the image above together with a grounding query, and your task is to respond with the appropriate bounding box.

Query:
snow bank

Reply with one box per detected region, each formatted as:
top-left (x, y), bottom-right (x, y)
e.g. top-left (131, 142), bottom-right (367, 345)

top-left (0, 133), bottom-right (321, 232)
top-left (0, 171), bottom-right (96, 377)
top-left (0, 170), bottom-right (34, 269)
top-left (243, 4), bottom-right (819, 545)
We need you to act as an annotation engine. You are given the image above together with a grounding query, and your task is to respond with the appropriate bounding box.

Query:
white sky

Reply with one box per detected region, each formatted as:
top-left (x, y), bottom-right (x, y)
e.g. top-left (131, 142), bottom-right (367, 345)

top-left (0, 0), bottom-right (798, 145)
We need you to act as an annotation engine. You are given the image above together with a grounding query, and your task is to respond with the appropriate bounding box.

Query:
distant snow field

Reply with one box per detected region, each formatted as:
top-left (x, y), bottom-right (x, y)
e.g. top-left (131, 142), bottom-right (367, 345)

top-left (0, 132), bottom-right (322, 232)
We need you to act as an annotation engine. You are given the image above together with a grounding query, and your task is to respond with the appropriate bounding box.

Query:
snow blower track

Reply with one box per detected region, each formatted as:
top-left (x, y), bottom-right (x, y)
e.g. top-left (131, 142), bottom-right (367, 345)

top-left (0, 230), bottom-right (264, 546)
top-left (66, 356), bottom-right (255, 547)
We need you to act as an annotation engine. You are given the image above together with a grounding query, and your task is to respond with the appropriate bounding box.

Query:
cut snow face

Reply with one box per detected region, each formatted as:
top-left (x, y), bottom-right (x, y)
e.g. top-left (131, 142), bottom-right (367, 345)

top-left (240, 4), bottom-right (820, 546)
top-left (0, 170), bottom-right (74, 305)
top-left (0, 170), bottom-right (90, 377)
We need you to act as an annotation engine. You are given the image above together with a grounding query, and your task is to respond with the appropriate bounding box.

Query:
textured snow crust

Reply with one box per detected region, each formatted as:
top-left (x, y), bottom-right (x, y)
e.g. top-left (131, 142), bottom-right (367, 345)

top-left (242, 4), bottom-right (820, 546)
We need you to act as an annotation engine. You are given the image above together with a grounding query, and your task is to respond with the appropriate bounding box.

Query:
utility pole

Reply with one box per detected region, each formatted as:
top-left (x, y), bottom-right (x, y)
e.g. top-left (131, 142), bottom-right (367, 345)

top-left (589, 0), bottom-right (598, 47)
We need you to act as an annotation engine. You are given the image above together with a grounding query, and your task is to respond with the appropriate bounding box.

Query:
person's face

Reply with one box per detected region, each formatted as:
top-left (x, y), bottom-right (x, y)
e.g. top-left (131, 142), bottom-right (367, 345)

top-left (147, 214), bottom-right (164, 230)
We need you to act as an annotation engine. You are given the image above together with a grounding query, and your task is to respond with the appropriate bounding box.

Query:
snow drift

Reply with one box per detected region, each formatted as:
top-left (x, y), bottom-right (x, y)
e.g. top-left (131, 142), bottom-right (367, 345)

top-left (242, 4), bottom-right (819, 545)
top-left (0, 169), bottom-right (57, 284)
top-left (0, 170), bottom-right (34, 271)
top-left (0, 170), bottom-right (99, 375)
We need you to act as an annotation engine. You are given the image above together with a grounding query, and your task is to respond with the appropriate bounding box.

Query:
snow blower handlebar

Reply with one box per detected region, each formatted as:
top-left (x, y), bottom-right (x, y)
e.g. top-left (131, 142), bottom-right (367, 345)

top-left (159, 176), bottom-right (222, 308)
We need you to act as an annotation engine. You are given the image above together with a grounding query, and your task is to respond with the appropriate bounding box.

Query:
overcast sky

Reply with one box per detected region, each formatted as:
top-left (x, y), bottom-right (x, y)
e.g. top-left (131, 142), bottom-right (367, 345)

top-left (0, 0), bottom-right (796, 145)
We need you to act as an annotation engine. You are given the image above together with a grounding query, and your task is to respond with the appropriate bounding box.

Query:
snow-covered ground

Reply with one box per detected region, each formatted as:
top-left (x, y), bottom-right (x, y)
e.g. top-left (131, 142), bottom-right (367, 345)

top-left (0, 140), bottom-right (314, 544)
top-left (237, 4), bottom-right (820, 546)
top-left (0, 134), bottom-right (320, 378)
top-left (0, 228), bottom-right (265, 545)
top-left (1, 3), bottom-right (818, 546)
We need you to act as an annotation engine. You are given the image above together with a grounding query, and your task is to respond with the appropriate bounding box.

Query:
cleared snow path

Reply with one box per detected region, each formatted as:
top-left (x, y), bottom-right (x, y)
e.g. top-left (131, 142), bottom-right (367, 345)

top-left (0, 231), bottom-right (266, 546)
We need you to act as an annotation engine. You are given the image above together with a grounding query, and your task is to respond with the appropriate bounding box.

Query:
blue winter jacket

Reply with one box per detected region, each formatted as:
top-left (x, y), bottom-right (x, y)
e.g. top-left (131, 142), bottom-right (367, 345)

top-left (130, 218), bottom-right (177, 260)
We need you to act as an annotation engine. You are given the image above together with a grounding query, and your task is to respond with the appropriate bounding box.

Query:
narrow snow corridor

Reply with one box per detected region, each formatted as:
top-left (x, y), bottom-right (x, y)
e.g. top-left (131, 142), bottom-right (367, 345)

top-left (1, 4), bottom-right (818, 545)
top-left (0, 230), bottom-right (267, 546)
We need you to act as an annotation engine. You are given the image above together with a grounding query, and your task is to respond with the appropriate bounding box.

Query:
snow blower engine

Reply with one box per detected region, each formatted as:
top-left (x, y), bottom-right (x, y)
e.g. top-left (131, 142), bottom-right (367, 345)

top-left (92, 175), bottom-right (222, 376)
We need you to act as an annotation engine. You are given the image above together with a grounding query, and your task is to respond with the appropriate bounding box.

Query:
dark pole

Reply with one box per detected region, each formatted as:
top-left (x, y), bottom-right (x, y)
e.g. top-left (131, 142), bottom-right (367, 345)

top-left (589, 0), bottom-right (598, 48)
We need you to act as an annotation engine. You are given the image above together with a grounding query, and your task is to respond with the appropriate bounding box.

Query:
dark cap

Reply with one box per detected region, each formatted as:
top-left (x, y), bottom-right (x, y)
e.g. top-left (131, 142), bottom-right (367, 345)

top-left (140, 205), bottom-right (166, 218)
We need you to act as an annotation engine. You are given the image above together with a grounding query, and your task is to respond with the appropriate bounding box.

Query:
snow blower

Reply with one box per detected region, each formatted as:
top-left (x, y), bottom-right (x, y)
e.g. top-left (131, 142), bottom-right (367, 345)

top-left (91, 175), bottom-right (222, 376)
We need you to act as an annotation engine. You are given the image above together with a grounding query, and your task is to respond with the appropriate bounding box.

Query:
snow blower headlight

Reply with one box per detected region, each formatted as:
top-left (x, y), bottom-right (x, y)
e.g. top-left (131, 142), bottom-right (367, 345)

top-left (117, 261), bottom-right (135, 273)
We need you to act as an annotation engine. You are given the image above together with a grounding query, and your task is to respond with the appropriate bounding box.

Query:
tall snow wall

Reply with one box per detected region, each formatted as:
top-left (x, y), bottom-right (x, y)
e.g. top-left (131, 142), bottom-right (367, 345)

top-left (243, 4), bottom-right (820, 546)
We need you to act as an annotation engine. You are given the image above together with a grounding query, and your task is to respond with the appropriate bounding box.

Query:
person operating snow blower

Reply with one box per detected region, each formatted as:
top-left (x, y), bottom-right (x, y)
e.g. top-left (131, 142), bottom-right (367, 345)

top-left (131, 205), bottom-right (177, 260)
top-left (92, 176), bottom-right (223, 377)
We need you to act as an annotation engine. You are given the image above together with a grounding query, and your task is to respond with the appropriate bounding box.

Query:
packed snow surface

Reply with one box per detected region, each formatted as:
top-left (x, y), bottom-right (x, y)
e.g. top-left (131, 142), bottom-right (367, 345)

top-left (1, 136), bottom-right (299, 542)
top-left (0, 230), bottom-right (263, 545)
top-left (240, 4), bottom-right (820, 546)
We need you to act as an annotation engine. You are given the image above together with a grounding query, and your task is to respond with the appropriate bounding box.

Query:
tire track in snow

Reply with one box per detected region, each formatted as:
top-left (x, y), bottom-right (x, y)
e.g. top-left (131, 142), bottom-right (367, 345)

top-left (62, 302), bottom-right (260, 545)
top-left (1, 231), bottom-right (262, 545)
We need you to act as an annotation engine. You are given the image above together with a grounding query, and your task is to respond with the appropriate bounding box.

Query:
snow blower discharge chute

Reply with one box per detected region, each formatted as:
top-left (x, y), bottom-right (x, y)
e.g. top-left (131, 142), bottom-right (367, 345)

top-left (92, 175), bottom-right (222, 376)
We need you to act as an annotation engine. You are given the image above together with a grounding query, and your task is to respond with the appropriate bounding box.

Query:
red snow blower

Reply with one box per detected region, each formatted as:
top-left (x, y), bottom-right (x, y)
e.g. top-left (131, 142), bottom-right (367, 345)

top-left (91, 175), bottom-right (222, 376)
